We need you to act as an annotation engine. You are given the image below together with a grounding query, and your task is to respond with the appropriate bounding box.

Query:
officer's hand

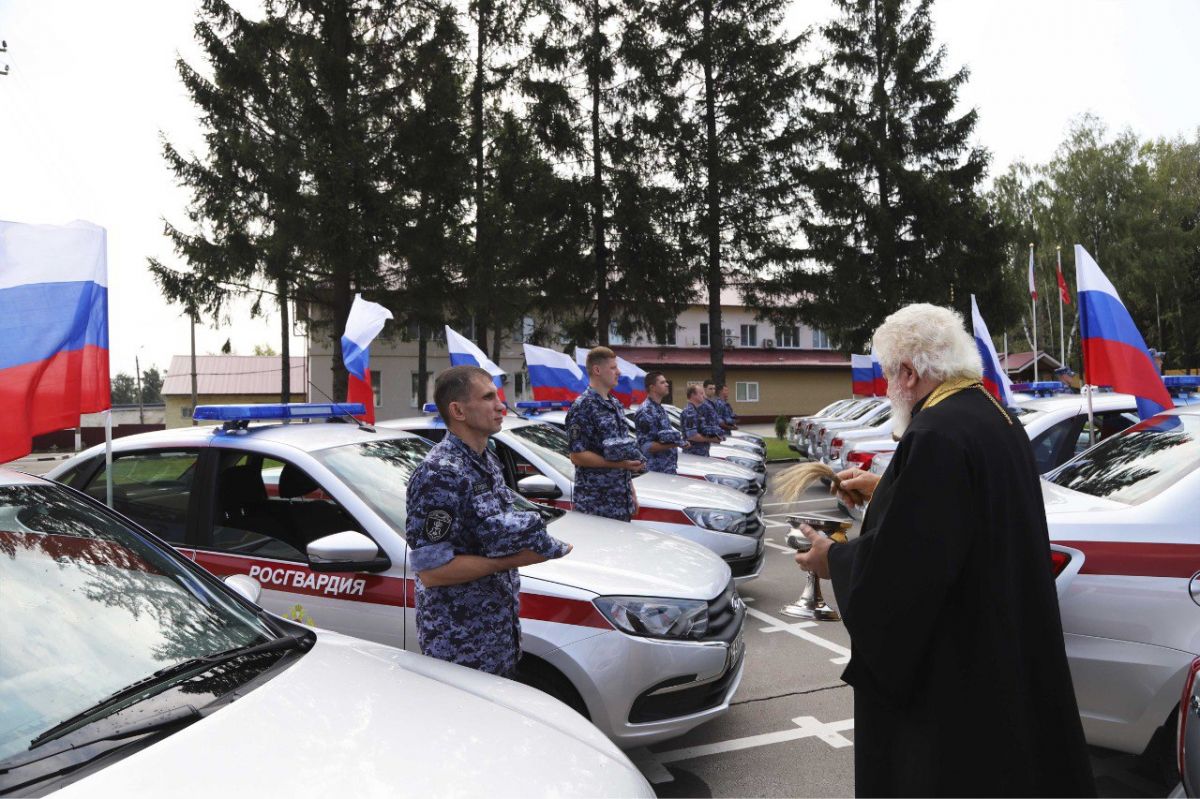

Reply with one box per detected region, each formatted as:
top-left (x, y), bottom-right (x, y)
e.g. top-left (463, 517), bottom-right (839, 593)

top-left (793, 524), bottom-right (832, 579)
top-left (833, 468), bottom-right (880, 505)
top-left (624, 459), bottom-right (646, 472)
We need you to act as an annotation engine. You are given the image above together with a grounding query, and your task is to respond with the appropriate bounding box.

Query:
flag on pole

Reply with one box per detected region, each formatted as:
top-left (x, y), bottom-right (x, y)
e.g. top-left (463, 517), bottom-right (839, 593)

top-left (0, 220), bottom-right (110, 462)
top-left (525, 343), bottom-right (586, 402)
top-left (446, 326), bottom-right (507, 409)
top-left (573, 346), bottom-right (646, 407)
top-left (1056, 259), bottom-right (1071, 305)
top-left (341, 294), bottom-right (392, 423)
top-left (1028, 246), bottom-right (1038, 301)
top-left (870, 347), bottom-right (888, 396)
top-left (970, 295), bottom-right (1014, 407)
top-left (850, 354), bottom-right (874, 396)
top-left (1075, 245), bottom-right (1172, 420)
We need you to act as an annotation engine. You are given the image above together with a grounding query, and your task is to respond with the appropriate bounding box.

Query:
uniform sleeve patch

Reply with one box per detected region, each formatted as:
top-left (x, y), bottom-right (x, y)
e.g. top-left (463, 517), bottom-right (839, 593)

top-left (425, 509), bottom-right (454, 542)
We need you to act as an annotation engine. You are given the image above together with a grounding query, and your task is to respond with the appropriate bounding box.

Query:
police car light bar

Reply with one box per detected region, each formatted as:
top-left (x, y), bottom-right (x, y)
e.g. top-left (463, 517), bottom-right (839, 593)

top-left (1164, 375), bottom-right (1200, 391)
top-left (193, 403), bottom-right (366, 422)
top-left (421, 403), bottom-right (439, 414)
top-left (515, 400), bottom-right (572, 411)
top-left (1010, 381), bottom-right (1069, 396)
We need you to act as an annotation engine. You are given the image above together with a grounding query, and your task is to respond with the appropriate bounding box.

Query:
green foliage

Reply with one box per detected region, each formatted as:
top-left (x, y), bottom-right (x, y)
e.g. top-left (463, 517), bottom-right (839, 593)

top-left (774, 414), bottom-right (788, 440)
top-left (140, 367), bottom-right (165, 404)
top-left (111, 373), bottom-right (138, 405)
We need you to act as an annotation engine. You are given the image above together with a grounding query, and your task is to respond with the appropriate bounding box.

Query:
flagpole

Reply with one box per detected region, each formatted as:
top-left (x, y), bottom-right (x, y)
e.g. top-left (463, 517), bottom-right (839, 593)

top-left (104, 409), bottom-right (113, 508)
top-left (1057, 246), bottom-right (1065, 368)
top-left (1030, 243), bottom-right (1038, 382)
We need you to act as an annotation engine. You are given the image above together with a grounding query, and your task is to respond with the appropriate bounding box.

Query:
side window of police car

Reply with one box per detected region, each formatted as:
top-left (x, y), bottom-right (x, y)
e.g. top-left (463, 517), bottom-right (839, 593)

top-left (207, 453), bottom-right (361, 562)
top-left (1075, 411), bottom-right (1137, 455)
top-left (80, 451), bottom-right (199, 544)
top-left (1030, 418), bottom-right (1081, 475)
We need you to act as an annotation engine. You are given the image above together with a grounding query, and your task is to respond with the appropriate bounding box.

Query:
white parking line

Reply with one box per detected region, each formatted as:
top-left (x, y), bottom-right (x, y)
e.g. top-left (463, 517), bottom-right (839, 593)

top-left (632, 715), bottom-right (854, 783)
top-left (746, 606), bottom-right (851, 665)
top-left (762, 538), bottom-right (792, 552)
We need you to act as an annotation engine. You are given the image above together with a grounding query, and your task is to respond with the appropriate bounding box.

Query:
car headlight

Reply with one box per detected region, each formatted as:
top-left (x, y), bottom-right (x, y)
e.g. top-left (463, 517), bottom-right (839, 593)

top-left (683, 506), bottom-right (750, 533)
top-left (724, 455), bottom-right (759, 470)
top-left (593, 596), bottom-right (708, 640)
top-left (704, 474), bottom-right (752, 492)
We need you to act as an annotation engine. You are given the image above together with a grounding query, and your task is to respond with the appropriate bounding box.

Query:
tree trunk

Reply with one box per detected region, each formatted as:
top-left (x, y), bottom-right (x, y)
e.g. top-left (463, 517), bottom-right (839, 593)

top-left (702, 0), bottom-right (723, 385)
top-left (278, 276), bottom-right (291, 404)
top-left (417, 325), bottom-right (428, 406)
top-left (871, 0), bottom-right (896, 299)
top-left (471, 0), bottom-right (491, 353)
top-left (591, 0), bottom-right (609, 346)
top-left (325, 0), bottom-right (353, 402)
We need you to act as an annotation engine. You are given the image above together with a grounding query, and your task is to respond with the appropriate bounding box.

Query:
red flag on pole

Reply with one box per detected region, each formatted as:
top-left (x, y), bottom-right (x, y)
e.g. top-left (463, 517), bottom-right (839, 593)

top-left (1056, 263), bottom-right (1071, 305)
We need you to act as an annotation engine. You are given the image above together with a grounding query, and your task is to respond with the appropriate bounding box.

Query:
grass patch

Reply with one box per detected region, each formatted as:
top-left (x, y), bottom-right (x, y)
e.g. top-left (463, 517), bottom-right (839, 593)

top-left (765, 437), bottom-right (798, 462)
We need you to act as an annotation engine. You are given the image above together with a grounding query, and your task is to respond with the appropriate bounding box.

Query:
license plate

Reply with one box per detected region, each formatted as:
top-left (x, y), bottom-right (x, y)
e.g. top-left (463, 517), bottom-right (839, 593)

top-left (727, 627), bottom-right (745, 670)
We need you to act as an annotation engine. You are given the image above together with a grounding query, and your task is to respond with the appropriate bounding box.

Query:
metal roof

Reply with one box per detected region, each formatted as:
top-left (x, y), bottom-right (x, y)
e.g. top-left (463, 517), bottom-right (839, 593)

top-left (161, 355), bottom-right (308, 396)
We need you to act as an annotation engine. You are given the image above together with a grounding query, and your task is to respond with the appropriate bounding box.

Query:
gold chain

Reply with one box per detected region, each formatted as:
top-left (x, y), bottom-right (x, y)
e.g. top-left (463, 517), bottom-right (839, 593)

top-left (922, 377), bottom-right (1012, 425)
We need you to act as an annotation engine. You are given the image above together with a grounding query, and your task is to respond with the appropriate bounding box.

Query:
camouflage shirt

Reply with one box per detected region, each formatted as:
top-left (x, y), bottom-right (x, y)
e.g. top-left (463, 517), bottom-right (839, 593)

top-left (634, 399), bottom-right (682, 475)
top-left (565, 386), bottom-right (643, 521)
top-left (405, 431), bottom-right (568, 677)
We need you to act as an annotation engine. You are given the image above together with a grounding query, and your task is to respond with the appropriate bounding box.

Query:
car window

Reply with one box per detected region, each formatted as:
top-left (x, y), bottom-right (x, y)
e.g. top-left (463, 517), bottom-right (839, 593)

top-left (80, 451), bottom-right (199, 544)
top-left (312, 437), bottom-right (432, 532)
top-left (1030, 417), bottom-right (1080, 475)
top-left (0, 483), bottom-right (274, 762)
top-left (506, 424), bottom-right (576, 481)
top-left (844, 401), bottom-right (880, 421)
top-left (208, 453), bottom-right (361, 562)
top-left (1047, 413), bottom-right (1200, 505)
top-left (1074, 411), bottom-right (1138, 456)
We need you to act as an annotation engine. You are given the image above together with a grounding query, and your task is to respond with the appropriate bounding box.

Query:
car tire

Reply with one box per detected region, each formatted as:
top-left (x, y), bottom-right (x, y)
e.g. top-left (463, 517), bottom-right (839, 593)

top-left (515, 656), bottom-right (590, 720)
top-left (1140, 705), bottom-right (1180, 788)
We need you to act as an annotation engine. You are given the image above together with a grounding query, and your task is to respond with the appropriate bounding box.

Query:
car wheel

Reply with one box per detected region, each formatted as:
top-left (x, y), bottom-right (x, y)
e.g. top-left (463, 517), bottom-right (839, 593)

top-left (515, 656), bottom-right (590, 720)
top-left (1140, 705), bottom-right (1180, 787)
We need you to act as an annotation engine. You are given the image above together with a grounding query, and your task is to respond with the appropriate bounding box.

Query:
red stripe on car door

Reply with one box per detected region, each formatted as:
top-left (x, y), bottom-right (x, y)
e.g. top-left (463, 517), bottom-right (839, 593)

top-left (1056, 540), bottom-right (1200, 579)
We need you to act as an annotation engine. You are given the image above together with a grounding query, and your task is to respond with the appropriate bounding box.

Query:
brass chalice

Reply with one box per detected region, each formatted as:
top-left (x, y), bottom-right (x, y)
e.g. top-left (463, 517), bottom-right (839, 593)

top-left (782, 513), bottom-right (851, 621)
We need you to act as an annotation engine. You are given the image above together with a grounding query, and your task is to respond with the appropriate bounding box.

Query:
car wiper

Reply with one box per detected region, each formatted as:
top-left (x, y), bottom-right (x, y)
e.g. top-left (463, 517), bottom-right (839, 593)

top-left (0, 705), bottom-right (202, 776)
top-left (27, 634), bottom-right (310, 750)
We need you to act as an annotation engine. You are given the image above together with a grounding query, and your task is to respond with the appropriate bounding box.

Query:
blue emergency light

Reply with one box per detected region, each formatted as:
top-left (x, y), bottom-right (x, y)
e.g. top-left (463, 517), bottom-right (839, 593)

top-left (1010, 381), bottom-right (1069, 397)
top-left (193, 403), bottom-right (366, 422)
top-left (421, 403), bottom-right (439, 414)
top-left (515, 400), bottom-right (571, 413)
top-left (1165, 375), bottom-right (1200, 399)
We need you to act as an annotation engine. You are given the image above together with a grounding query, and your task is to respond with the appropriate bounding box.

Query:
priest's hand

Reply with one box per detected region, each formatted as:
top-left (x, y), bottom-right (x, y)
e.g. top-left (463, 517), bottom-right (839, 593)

top-left (832, 467), bottom-right (881, 505)
top-left (793, 524), bottom-right (832, 579)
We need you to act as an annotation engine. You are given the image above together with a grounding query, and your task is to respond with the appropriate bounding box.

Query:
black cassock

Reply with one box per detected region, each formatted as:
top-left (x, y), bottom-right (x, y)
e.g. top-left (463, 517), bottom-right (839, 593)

top-left (828, 387), bottom-right (1096, 797)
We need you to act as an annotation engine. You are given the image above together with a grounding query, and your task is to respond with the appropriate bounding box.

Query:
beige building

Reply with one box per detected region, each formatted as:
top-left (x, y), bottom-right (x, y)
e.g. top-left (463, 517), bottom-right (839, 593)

top-left (162, 356), bottom-right (307, 427)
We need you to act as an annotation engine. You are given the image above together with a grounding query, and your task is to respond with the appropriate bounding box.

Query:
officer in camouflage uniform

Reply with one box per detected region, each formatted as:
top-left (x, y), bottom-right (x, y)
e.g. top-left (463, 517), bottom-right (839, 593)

top-left (566, 346), bottom-right (645, 521)
top-left (406, 365), bottom-right (571, 677)
top-left (703, 379), bottom-right (728, 439)
top-left (716, 383), bottom-right (738, 431)
top-left (681, 384), bottom-right (723, 457)
top-left (634, 371), bottom-right (685, 475)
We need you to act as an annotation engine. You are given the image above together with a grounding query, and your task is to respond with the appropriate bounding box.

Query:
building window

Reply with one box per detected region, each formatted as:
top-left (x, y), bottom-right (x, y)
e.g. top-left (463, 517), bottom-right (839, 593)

top-left (371, 371), bottom-right (382, 407)
top-left (811, 329), bottom-right (832, 349)
top-left (735, 381), bottom-right (759, 403)
top-left (608, 321), bottom-right (625, 345)
top-left (513, 371), bottom-right (529, 401)
top-left (180, 405), bottom-right (192, 419)
top-left (776, 325), bottom-right (800, 348)
top-left (410, 372), bottom-right (421, 408)
top-left (740, 324), bottom-right (757, 347)
top-left (699, 323), bottom-right (709, 347)
top-left (514, 316), bottom-right (534, 344)
top-left (654, 323), bottom-right (677, 346)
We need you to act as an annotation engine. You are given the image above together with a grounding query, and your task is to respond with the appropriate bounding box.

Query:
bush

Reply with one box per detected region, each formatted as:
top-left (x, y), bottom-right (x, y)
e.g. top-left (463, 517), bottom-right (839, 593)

top-left (774, 414), bottom-right (788, 440)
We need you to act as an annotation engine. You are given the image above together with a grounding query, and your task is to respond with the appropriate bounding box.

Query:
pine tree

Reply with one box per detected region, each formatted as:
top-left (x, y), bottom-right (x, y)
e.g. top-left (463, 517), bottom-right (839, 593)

top-left (757, 0), bottom-right (1009, 351)
top-left (637, 0), bottom-right (808, 383)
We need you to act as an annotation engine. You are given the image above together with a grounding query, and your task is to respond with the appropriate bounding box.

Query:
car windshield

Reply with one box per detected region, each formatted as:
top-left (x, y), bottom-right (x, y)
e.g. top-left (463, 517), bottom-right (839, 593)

top-left (0, 483), bottom-right (274, 761)
top-left (507, 424), bottom-right (577, 481)
top-left (312, 437), bottom-right (431, 531)
top-left (1046, 413), bottom-right (1200, 505)
top-left (844, 401), bottom-right (881, 420)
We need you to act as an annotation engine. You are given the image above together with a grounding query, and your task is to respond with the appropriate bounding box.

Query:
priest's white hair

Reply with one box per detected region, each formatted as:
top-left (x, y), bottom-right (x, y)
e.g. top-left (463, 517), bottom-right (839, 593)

top-left (872, 303), bottom-right (983, 382)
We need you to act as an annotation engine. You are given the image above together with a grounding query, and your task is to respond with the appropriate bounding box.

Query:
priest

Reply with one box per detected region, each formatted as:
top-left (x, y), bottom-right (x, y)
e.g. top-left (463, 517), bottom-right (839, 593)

top-left (796, 303), bottom-right (1095, 797)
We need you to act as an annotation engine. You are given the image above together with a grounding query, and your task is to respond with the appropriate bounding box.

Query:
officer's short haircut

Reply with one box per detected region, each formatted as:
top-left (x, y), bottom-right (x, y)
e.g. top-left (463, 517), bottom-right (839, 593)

top-left (686, 385), bottom-right (702, 399)
top-left (434, 365), bottom-right (493, 420)
top-left (645, 371), bottom-right (665, 387)
top-left (586, 346), bottom-right (617, 375)
top-left (703, 379), bottom-right (715, 390)
top-left (715, 382), bottom-right (726, 392)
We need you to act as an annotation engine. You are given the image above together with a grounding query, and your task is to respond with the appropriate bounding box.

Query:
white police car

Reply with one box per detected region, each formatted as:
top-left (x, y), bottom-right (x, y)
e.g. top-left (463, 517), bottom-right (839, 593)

top-left (48, 404), bottom-right (747, 749)
top-left (787, 399), bottom-right (857, 453)
top-left (1044, 404), bottom-right (1200, 773)
top-left (382, 411), bottom-right (766, 582)
top-left (0, 469), bottom-right (652, 797)
top-left (518, 403), bottom-right (766, 498)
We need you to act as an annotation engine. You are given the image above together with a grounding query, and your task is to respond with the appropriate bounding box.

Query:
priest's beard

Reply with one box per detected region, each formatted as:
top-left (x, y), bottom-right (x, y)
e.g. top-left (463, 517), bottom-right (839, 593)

top-left (889, 383), bottom-right (918, 439)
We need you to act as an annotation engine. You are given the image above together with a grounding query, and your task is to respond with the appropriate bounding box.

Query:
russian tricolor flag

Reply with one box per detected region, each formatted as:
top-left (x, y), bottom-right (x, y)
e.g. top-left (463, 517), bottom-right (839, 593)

top-left (526, 343), bottom-right (586, 402)
top-left (1075, 245), bottom-right (1172, 420)
top-left (850, 354), bottom-right (873, 396)
top-left (341, 294), bottom-right (392, 424)
top-left (0, 221), bottom-right (110, 462)
top-left (573, 347), bottom-right (647, 407)
top-left (970, 295), bottom-right (1014, 407)
top-left (446, 325), bottom-right (507, 408)
top-left (870, 348), bottom-right (888, 396)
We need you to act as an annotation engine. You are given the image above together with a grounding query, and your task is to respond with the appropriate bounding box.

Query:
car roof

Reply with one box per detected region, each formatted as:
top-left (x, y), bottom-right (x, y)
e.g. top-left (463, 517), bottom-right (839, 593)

top-left (1017, 392), bottom-right (1138, 413)
top-left (380, 414), bottom-right (542, 432)
top-left (72, 420), bottom-right (424, 461)
top-left (0, 468), bottom-right (51, 487)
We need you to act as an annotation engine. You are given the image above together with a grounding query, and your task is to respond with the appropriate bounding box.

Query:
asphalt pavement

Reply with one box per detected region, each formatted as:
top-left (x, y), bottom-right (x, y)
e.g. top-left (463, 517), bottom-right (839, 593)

top-left (627, 461), bottom-right (1173, 798)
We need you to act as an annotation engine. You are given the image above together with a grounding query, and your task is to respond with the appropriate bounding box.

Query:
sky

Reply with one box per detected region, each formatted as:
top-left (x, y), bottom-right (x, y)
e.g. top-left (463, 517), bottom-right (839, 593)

top-left (1, 0), bottom-right (1198, 381)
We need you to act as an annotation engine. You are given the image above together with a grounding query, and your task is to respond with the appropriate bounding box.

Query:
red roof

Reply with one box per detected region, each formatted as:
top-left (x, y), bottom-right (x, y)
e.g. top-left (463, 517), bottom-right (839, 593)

top-left (612, 346), bottom-right (848, 370)
top-left (999, 350), bottom-right (1062, 372)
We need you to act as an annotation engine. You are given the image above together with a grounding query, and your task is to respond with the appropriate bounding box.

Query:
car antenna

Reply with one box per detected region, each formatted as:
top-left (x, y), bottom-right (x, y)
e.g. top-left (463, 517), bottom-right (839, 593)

top-left (307, 380), bottom-right (374, 432)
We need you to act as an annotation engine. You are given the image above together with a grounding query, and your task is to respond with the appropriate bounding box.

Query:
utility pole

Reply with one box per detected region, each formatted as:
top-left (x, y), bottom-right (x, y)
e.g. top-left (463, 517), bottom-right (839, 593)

top-left (135, 350), bottom-right (145, 425)
top-left (190, 309), bottom-right (199, 426)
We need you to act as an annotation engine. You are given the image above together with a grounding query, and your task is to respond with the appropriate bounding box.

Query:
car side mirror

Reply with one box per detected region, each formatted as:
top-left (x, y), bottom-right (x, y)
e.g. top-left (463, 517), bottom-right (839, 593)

top-left (517, 474), bottom-right (562, 500)
top-left (307, 530), bottom-right (391, 573)
top-left (224, 574), bottom-right (263, 604)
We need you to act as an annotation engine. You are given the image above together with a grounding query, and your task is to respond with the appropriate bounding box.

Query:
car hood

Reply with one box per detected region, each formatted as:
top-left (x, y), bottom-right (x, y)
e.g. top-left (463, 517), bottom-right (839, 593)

top-left (57, 632), bottom-right (651, 799)
top-left (710, 444), bottom-right (763, 462)
top-left (528, 511), bottom-right (732, 600)
top-left (676, 453), bottom-right (756, 479)
top-left (634, 471), bottom-right (757, 514)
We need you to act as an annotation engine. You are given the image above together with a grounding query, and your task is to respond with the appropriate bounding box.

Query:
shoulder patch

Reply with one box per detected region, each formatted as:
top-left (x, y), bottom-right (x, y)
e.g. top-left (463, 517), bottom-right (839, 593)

top-left (424, 509), bottom-right (454, 542)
